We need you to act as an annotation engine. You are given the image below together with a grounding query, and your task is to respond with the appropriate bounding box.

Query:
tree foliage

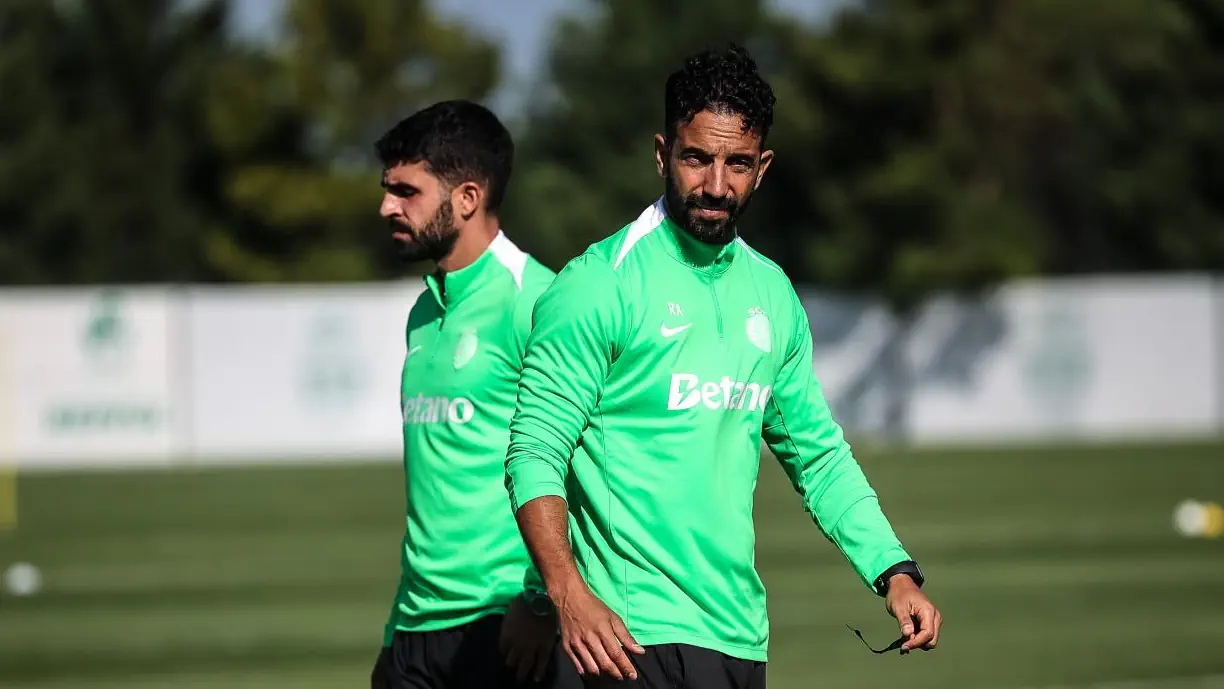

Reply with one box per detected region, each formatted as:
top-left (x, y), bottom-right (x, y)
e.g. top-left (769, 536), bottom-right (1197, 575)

top-left (0, 0), bottom-right (500, 284)
top-left (1, 0), bottom-right (1221, 294)
top-left (0, 0), bottom-right (230, 283)
top-left (764, 0), bottom-right (1224, 310)
top-left (507, 0), bottom-right (1224, 311)
top-left (208, 0), bottom-right (501, 282)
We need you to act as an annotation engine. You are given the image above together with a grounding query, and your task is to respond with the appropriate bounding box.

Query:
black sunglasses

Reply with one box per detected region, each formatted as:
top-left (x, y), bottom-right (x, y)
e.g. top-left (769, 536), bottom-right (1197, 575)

top-left (846, 624), bottom-right (907, 654)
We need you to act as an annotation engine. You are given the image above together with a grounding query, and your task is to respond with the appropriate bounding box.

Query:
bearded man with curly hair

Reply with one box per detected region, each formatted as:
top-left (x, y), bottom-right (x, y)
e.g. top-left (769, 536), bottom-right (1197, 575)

top-left (503, 43), bottom-right (944, 689)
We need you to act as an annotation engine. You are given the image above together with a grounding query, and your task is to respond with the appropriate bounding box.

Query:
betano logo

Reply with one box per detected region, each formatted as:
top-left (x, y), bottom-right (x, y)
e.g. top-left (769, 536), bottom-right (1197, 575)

top-left (667, 373), bottom-right (772, 412)
top-left (401, 393), bottom-right (475, 425)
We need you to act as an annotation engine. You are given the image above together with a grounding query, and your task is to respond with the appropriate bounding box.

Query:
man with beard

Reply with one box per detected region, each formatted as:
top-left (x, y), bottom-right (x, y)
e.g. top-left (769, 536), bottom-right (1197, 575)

top-left (370, 100), bottom-right (568, 689)
top-left (503, 45), bottom-right (943, 689)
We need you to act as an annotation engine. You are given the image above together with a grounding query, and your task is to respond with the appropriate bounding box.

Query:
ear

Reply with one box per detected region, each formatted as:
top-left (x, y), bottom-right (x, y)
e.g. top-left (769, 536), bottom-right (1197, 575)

top-left (453, 181), bottom-right (483, 221)
top-left (754, 149), bottom-right (775, 191)
top-left (654, 134), bottom-right (668, 179)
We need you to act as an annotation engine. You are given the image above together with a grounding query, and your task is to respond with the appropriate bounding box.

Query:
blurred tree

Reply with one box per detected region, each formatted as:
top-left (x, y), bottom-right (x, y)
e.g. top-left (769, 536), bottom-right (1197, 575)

top-left (0, 0), bottom-right (500, 284)
top-left (509, 0), bottom-right (1224, 309)
top-left (0, 0), bottom-right (230, 284)
top-left (4, 0), bottom-right (1222, 288)
top-left (770, 0), bottom-right (1224, 434)
top-left (208, 0), bottom-right (501, 281)
top-left (767, 0), bottom-right (1224, 312)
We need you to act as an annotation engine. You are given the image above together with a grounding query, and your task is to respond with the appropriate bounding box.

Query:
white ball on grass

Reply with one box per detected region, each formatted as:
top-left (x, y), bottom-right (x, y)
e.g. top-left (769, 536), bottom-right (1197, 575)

top-left (1173, 500), bottom-right (1207, 538)
top-left (3, 562), bottom-right (42, 597)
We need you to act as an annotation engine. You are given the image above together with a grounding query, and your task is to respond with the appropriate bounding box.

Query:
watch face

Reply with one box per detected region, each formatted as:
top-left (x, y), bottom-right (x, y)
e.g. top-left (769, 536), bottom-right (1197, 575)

top-left (525, 592), bottom-right (552, 616)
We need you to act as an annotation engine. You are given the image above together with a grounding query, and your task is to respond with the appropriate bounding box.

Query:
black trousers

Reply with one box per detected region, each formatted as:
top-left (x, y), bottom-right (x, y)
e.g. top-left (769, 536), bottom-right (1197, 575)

top-left (581, 643), bottom-right (766, 689)
top-left (371, 613), bottom-right (581, 689)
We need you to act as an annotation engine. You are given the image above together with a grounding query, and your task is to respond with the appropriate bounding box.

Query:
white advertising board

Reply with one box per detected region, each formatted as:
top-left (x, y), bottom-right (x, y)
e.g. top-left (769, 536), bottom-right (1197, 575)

top-left (184, 281), bottom-right (424, 460)
top-left (905, 277), bottom-right (1219, 443)
top-left (1217, 277), bottom-right (1224, 427)
top-left (799, 291), bottom-right (903, 437)
top-left (0, 287), bottom-right (178, 468)
top-left (1, 274), bottom-right (1217, 471)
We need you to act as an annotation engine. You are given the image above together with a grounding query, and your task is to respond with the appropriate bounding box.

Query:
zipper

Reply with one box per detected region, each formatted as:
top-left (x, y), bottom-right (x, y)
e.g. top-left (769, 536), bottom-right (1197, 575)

top-left (430, 278), bottom-right (446, 367)
top-left (708, 278), bottom-right (724, 340)
top-left (432, 310), bottom-right (446, 366)
top-left (426, 273), bottom-right (447, 331)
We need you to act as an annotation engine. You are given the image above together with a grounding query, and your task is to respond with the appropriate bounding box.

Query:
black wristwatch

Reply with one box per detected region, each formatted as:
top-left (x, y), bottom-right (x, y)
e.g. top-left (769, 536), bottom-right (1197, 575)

top-left (873, 560), bottom-right (924, 597)
top-left (521, 589), bottom-right (554, 617)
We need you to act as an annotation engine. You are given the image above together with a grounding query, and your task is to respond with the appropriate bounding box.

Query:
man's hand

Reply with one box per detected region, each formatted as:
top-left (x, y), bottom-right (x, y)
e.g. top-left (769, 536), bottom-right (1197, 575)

top-left (554, 581), bottom-right (645, 680)
top-left (512, 496), bottom-right (643, 678)
top-left (500, 593), bottom-right (559, 682)
top-left (885, 574), bottom-right (942, 653)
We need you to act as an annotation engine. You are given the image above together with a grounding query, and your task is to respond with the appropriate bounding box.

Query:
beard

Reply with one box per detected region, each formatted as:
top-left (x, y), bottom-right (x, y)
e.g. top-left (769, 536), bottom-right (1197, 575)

top-left (392, 200), bottom-right (459, 263)
top-left (663, 168), bottom-right (752, 246)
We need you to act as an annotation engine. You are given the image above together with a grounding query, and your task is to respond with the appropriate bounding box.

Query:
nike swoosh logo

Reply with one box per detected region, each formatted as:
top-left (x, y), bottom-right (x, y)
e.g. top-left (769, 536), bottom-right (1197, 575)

top-left (406, 345), bottom-right (422, 358)
top-left (660, 323), bottom-right (692, 338)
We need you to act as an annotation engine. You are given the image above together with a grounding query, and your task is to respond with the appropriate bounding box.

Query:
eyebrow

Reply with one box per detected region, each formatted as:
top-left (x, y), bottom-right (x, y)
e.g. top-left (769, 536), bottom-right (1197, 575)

top-left (676, 146), bottom-right (757, 163)
top-left (673, 145), bottom-right (709, 160)
top-left (381, 179), bottom-right (419, 194)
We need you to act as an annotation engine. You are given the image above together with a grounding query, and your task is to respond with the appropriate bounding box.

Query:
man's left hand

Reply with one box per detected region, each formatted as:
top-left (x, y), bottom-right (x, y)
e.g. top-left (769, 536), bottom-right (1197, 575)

top-left (885, 574), bottom-right (942, 653)
top-left (500, 593), bottom-right (559, 682)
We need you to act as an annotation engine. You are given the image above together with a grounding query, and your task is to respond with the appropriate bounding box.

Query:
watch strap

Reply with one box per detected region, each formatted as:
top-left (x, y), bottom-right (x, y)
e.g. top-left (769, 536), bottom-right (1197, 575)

top-left (521, 588), bottom-right (553, 616)
top-left (873, 560), bottom-right (924, 597)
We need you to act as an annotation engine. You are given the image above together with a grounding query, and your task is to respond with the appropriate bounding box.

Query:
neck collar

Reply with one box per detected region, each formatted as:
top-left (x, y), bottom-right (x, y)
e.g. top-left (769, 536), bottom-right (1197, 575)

top-left (423, 231), bottom-right (502, 308)
top-left (656, 197), bottom-right (738, 275)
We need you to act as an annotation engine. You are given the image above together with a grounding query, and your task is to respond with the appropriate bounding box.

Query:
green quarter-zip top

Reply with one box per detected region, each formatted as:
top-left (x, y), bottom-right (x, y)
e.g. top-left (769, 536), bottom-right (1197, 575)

top-left (384, 231), bottom-right (554, 644)
top-left (505, 199), bottom-right (911, 661)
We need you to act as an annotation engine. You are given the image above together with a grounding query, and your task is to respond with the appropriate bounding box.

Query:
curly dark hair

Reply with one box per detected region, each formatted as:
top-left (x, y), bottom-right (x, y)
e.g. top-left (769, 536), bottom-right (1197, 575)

top-left (374, 100), bottom-right (514, 212)
top-left (663, 43), bottom-right (777, 146)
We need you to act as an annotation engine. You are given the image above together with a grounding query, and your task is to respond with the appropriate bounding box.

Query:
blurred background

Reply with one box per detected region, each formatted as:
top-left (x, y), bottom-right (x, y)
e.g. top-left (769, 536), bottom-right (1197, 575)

top-left (1, 0), bottom-right (1223, 687)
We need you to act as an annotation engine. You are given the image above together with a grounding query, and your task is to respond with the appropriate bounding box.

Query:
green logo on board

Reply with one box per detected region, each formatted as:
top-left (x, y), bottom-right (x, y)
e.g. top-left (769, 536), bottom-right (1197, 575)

top-left (299, 311), bottom-right (365, 411)
top-left (44, 289), bottom-right (162, 433)
top-left (1021, 301), bottom-right (1093, 420)
top-left (82, 289), bottom-right (132, 372)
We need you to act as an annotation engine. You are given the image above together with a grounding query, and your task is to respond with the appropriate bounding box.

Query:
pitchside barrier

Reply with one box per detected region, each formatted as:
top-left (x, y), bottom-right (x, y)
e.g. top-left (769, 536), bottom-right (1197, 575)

top-left (0, 275), bottom-right (1220, 470)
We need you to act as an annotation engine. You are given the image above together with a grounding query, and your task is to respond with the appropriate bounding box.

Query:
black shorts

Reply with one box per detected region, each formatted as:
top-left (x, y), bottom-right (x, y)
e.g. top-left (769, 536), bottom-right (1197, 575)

top-left (582, 643), bottom-right (766, 689)
top-left (371, 613), bottom-right (582, 689)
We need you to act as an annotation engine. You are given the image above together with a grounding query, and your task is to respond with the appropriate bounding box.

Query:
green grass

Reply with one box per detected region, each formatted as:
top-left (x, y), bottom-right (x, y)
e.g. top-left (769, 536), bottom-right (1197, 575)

top-left (2, 440), bottom-right (1223, 688)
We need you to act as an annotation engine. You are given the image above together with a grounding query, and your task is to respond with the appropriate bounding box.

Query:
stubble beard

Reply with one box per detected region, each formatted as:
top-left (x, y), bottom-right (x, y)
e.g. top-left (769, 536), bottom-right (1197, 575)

top-left (393, 200), bottom-right (460, 264)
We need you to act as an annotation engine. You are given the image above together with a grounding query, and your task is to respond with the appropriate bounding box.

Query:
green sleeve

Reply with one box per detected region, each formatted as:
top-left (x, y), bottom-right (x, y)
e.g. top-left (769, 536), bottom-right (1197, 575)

top-left (761, 290), bottom-right (911, 593)
top-left (510, 274), bottom-right (555, 595)
top-left (505, 254), bottom-right (624, 513)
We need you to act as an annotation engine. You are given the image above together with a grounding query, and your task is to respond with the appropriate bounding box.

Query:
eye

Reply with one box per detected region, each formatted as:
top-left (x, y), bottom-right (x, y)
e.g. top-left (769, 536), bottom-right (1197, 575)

top-left (727, 157), bottom-right (754, 173)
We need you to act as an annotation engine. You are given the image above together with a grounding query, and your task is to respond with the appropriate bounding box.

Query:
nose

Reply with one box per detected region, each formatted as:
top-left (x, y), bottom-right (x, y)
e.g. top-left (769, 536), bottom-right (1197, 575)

top-left (379, 193), bottom-right (398, 218)
top-left (704, 163), bottom-right (729, 199)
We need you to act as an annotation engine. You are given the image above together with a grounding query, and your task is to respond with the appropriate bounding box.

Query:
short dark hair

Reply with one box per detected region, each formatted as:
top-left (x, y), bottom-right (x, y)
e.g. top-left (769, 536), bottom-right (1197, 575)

top-left (374, 100), bottom-right (514, 212)
top-left (663, 43), bottom-right (776, 146)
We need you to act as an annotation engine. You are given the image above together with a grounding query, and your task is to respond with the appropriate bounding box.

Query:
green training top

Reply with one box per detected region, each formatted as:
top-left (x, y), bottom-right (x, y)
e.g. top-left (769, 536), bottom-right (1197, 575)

top-left (384, 231), bottom-right (554, 645)
top-left (504, 199), bottom-right (911, 662)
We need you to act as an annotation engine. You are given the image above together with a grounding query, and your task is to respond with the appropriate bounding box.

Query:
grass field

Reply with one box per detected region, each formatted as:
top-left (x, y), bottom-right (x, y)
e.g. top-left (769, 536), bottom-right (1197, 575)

top-left (2, 440), bottom-right (1223, 689)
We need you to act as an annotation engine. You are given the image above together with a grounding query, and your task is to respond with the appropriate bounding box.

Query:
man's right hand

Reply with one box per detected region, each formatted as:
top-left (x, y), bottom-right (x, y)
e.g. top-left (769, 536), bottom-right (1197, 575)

top-left (553, 582), bottom-right (646, 680)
